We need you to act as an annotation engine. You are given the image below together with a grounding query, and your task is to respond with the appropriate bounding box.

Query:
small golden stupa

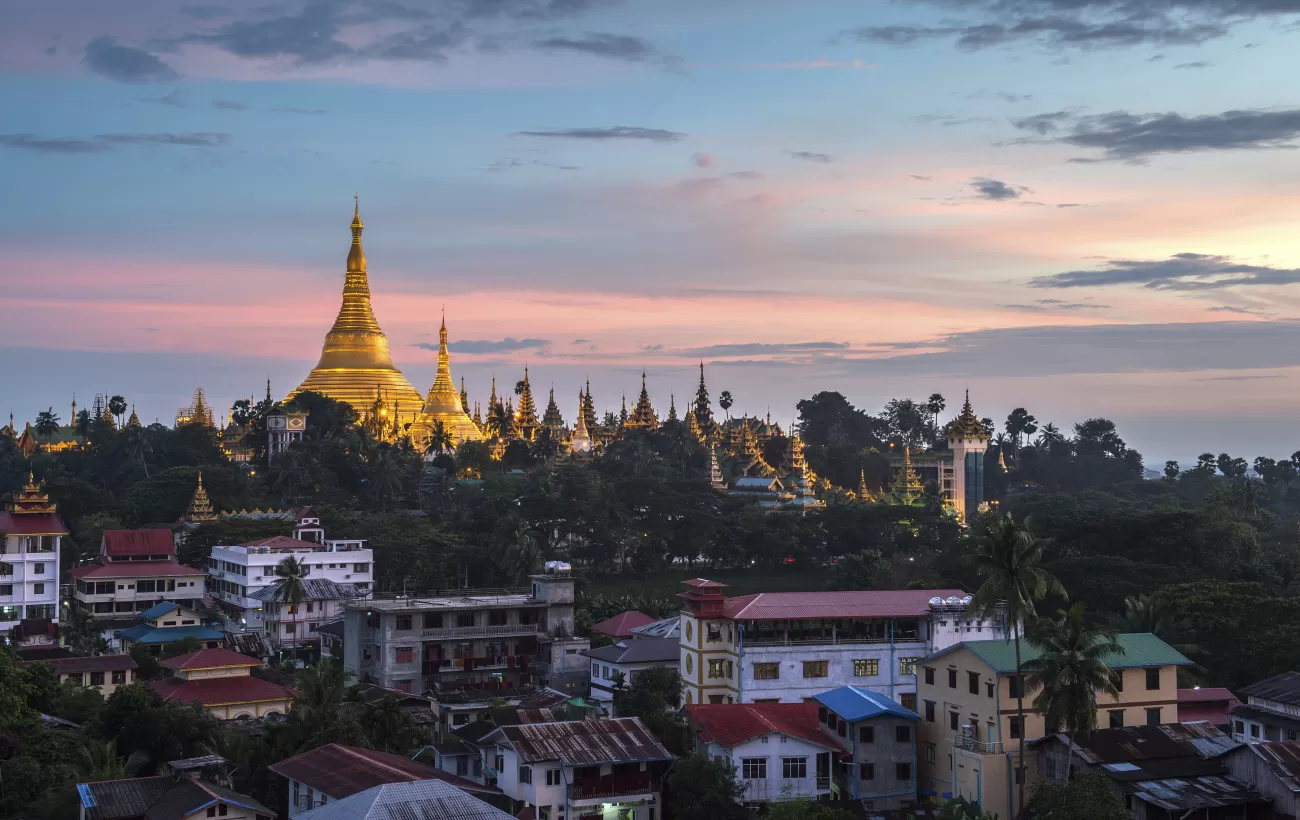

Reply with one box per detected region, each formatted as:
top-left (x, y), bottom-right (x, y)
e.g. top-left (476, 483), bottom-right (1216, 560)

top-left (287, 200), bottom-right (423, 423)
top-left (409, 313), bottom-right (483, 446)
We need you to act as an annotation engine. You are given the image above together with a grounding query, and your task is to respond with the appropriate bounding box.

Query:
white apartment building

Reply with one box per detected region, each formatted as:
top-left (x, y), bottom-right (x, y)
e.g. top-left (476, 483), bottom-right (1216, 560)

top-left (581, 637), bottom-right (679, 703)
top-left (678, 580), bottom-right (1007, 708)
top-left (69, 530), bottom-right (207, 633)
top-left (208, 512), bottom-right (372, 631)
top-left (0, 476), bottom-right (65, 632)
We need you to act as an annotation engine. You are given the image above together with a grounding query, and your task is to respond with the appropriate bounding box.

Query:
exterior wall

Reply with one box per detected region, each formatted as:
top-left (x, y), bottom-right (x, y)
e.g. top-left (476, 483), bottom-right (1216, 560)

top-left (287, 777), bottom-right (335, 819)
top-left (705, 733), bottom-right (836, 805)
top-left (262, 597), bottom-right (350, 651)
top-left (495, 744), bottom-right (660, 820)
top-left (1232, 695), bottom-right (1300, 744)
top-left (1222, 746), bottom-right (1300, 820)
top-left (830, 716), bottom-right (918, 811)
top-left (208, 697), bottom-right (291, 720)
top-left (72, 570), bottom-right (206, 622)
top-left (588, 658), bottom-right (674, 702)
top-left (209, 543), bottom-right (373, 629)
top-left (58, 668), bottom-right (136, 697)
top-left (737, 643), bottom-right (926, 705)
top-left (0, 533), bottom-right (61, 628)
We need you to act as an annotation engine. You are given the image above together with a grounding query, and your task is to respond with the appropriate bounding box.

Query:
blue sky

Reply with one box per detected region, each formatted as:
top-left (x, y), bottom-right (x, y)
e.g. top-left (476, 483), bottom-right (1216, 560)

top-left (4, 0), bottom-right (1300, 463)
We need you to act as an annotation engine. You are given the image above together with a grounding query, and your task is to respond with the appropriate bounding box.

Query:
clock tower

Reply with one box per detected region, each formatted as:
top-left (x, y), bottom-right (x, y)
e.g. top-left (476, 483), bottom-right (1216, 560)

top-left (267, 411), bottom-right (308, 458)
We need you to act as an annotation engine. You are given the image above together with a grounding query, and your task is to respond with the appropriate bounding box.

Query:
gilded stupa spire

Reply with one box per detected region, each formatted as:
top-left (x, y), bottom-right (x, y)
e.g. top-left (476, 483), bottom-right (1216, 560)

top-left (515, 366), bottom-right (539, 441)
top-left (460, 376), bottom-right (469, 415)
top-left (542, 386), bottom-right (564, 432)
top-left (667, 394), bottom-right (678, 423)
top-left (183, 471), bottom-right (219, 523)
top-left (693, 361), bottom-right (713, 441)
top-left (127, 405), bottom-right (141, 428)
top-left (10, 472), bottom-right (56, 515)
top-left (627, 370), bottom-right (658, 430)
top-left (899, 444), bottom-right (923, 504)
top-left (571, 389), bottom-right (593, 453)
top-left (581, 379), bottom-right (596, 434)
top-left (410, 311), bottom-right (482, 446)
top-left (947, 388), bottom-right (986, 440)
top-left (489, 375), bottom-right (498, 412)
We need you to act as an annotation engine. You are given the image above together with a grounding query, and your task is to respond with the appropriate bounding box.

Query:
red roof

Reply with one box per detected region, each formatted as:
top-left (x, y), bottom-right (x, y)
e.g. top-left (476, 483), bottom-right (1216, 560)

top-left (0, 511), bottom-right (68, 535)
top-left (20, 654), bottom-right (137, 674)
top-left (151, 675), bottom-right (291, 706)
top-left (591, 610), bottom-right (656, 638)
top-left (161, 648), bottom-right (263, 671)
top-left (269, 743), bottom-right (501, 798)
top-left (68, 560), bottom-right (206, 579)
top-left (1179, 687), bottom-right (1239, 703)
top-left (683, 578), bottom-right (727, 589)
top-left (102, 529), bottom-right (175, 559)
top-left (687, 702), bottom-right (839, 750)
top-left (240, 535), bottom-right (320, 550)
top-left (722, 588), bottom-right (968, 621)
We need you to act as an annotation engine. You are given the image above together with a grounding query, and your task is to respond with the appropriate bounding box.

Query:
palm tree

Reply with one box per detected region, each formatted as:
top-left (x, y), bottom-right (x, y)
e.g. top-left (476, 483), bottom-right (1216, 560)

top-left (967, 513), bottom-right (1065, 817)
top-left (80, 738), bottom-right (129, 781)
top-left (926, 393), bottom-right (946, 442)
top-left (1024, 603), bottom-right (1123, 780)
top-left (425, 420), bottom-right (454, 456)
top-left (718, 391), bottom-right (734, 425)
top-left (273, 556), bottom-right (308, 657)
top-left (122, 424), bottom-right (153, 477)
top-left (35, 408), bottom-right (61, 444)
top-left (1113, 594), bottom-right (1201, 676)
top-left (503, 531), bottom-right (543, 585)
top-left (108, 395), bottom-right (128, 428)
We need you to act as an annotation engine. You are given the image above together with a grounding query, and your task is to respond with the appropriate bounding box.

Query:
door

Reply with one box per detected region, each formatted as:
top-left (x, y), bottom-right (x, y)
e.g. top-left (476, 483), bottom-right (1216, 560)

top-left (816, 752), bottom-right (830, 791)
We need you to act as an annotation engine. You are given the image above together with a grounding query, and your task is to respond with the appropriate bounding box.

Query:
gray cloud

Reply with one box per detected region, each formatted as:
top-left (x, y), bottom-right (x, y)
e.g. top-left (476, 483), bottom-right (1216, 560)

top-left (786, 150), bottom-right (836, 163)
top-left (914, 114), bottom-right (997, 127)
top-left (1208, 305), bottom-right (1270, 315)
top-left (180, 5), bottom-right (228, 19)
top-left (84, 36), bottom-right (179, 83)
top-left (533, 32), bottom-right (667, 63)
top-left (571, 338), bottom-right (591, 344)
top-left (273, 107), bottom-right (327, 115)
top-left (971, 177), bottom-right (1029, 200)
top-left (514, 126), bottom-right (685, 142)
top-left (141, 89), bottom-right (186, 108)
top-left (1001, 299), bottom-right (1111, 311)
top-left (1010, 107), bottom-right (1300, 161)
top-left (910, 174), bottom-right (932, 181)
top-left (686, 341), bottom-right (851, 357)
top-left (1174, 60), bottom-right (1213, 68)
top-left (437, 337), bottom-right (550, 354)
top-left (214, 99), bottom-right (247, 110)
top-left (693, 151), bottom-right (714, 168)
top-left (0, 132), bottom-right (231, 154)
top-left (1030, 253), bottom-right (1300, 290)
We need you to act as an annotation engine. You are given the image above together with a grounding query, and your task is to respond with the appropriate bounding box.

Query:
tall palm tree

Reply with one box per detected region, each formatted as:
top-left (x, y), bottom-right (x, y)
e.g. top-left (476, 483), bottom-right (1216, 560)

top-left (108, 395), bottom-right (128, 429)
top-left (1024, 603), bottom-right (1123, 780)
top-left (967, 513), bottom-right (1065, 817)
top-left (273, 556), bottom-right (308, 655)
top-left (122, 425), bottom-right (153, 477)
top-left (718, 391), bottom-right (733, 423)
top-left (425, 420), bottom-right (454, 456)
top-left (34, 408), bottom-right (61, 444)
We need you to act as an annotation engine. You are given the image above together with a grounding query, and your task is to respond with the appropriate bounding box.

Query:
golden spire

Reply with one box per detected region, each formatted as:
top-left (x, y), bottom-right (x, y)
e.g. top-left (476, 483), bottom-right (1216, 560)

top-left (571, 388), bottom-right (593, 453)
top-left (127, 405), bottom-right (141, 428)
top-left (947, 388), bottom-right (985, 440)
top-left (411, 311), bottom-right (482, 444)
top-left (900, 445), bottom-right (923, 503)
top-left (183, 471), bottom-right (219, 523)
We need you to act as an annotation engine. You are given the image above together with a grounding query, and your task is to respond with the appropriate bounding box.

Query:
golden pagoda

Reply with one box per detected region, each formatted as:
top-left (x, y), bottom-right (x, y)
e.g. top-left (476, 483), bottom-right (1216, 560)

top-left (182, 472), bottom-right (219, 523)
top-left (288, 200), bottom-right (423, 425)
top-left (11, 472), bottom-right (57, 514)
top-left (409, 313), bottom-right (483, 446)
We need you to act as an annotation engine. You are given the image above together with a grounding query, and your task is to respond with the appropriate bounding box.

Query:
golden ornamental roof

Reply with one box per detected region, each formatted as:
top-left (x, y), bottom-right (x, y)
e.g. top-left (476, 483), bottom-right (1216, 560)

top-left (183, 471), bottom-right (219, 523)
top-left (10, 472), bottom-right (57, 515)
top-left (411, 313), bottom-right (483, 444)
top-left (947, 389), bottom-right (986, 439)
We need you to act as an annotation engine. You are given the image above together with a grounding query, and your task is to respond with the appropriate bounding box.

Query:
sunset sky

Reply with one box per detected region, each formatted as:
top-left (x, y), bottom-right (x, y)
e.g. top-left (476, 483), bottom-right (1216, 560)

top-left (4, 0), bottom-right (1300, 464)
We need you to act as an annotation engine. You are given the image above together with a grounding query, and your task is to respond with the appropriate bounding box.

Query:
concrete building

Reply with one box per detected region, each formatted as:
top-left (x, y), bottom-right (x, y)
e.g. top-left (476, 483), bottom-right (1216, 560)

top-left (687, 702), bottom-right (841, 807)
top-left (816, 685), bottom-right (921, 813)
top-left (582, 637), bottom-right (679, 703)
top-left (484, 717), bottom-right (673, 820)
top-left (342, 570), bottom-right (583, 695)
top-left (677, 579), bottom-right (1006, 708)
top-left (150, 647), bottom-right (292, 720)
top-left (915, 633), bottom-right (1191, 820)
top-left (250, 578), bottom-right (363, 655)
top-left (69, 530), bottom-right (206, 633)
top-left (115, 601), bottom-right (224, 654)
top-left (1220, 740), bottom-right (1300, 820)
top-left (19, 654), bottom-right (138, 697)
top-left (1231, 671), bottom-right (1300, 744)
top-left (0, 475), bottom-right (66, 633)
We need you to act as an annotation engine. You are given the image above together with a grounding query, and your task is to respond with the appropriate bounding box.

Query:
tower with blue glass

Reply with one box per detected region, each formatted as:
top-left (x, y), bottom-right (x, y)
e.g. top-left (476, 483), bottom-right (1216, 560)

top-left (946, 391), bottom-right (989, 523)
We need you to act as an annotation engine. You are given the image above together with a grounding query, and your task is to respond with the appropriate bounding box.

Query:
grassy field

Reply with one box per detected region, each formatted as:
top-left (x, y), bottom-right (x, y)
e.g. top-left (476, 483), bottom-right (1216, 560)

top-left (584, 566), bottom-right (828, 599)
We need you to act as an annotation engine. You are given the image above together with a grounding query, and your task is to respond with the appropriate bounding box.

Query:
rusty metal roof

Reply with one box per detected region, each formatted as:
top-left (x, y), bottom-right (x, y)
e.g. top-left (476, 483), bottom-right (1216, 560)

top-left (1228, 741), bottom-right (1300, 793)
top-left (489, 718), bottom-right (673, 765)
top-left (1046, 722), bottom-right (1239, 766)
top-left (1131, 774), bottom-right (1269, 812)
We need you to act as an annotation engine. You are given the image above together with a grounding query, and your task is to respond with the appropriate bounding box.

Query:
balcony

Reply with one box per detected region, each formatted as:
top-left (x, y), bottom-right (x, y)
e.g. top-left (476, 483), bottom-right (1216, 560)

top-left (422, 655), bottom-right (530, 675)
top-left (956, 736), bottom-right (1004, 754)
top-left (568, 773), bottom-right (655, 805)
top-left (740, 780), bottom-right (832, 802)
top-left (420, 623), bottom-right (542, 640)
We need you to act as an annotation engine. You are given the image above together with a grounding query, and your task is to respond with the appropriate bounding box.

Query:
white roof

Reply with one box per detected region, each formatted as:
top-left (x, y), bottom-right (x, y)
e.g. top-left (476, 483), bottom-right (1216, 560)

top-left (296, 780), bottom-right (512, 820)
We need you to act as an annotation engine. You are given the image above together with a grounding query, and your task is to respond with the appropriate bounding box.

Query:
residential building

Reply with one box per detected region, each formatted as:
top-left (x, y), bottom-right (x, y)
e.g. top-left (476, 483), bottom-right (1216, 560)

top-left (19, 654), bottom-right (138, 696)
top-left (76, 757), bottom-right (274, 820)
top-left (317, 619), bottom-right (344, 658)
top-left (677, 579), bottom-right (1007, 707)
top-left (0, 474), bottom-right (66, 633)
top-left (429, 686), bottom-right (572, 741)
top-left (115, 601), bottom-right (224, 654)
top-left (269, 742), bottom-right (503, 819)
top-left (1231, 671), bottom-right (1300, 744)
top-left (815, 685), bottom-right (921, 813)
top-left (150, 647), bottom-right (292, 719)
top-left (433, 705), bottom-right (574, 787)
top-left (208, 517), bottom-right (373, 631)
top-left (687, 702), bottom-right (841, 807)
top-left (915, 633), bottom-right (1191, 820)
top-left (484, 717), bottom-right (673, 820)
top-left (1036, 724), bottom-right (1267, 820)
top-left (69, 530), bottom-right (206, 632)
top-left (583, 637), bottom-right (679, 703)
top-left (341, 570), bottom-right (582, 695)
top-left (1180, 687), bottom-right (1241, 727)
top-left (250, 578), bottom-right (363, 655)
top-left (296, 781), bottom-right (513, 820)
top-left (591, 610), bottom-right (655, 640)
top-left (1220, 740), bottom-right (1300, 820)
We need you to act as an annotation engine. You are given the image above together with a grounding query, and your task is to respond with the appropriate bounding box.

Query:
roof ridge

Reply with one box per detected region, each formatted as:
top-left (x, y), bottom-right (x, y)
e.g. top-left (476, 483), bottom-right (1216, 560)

top-left (336, 744), bottom-right (426, 779)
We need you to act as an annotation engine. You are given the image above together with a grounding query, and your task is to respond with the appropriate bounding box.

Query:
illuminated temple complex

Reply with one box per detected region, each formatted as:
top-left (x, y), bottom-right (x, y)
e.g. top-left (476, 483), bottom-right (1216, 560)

top-left (408, 314), bottom-right (483, 447)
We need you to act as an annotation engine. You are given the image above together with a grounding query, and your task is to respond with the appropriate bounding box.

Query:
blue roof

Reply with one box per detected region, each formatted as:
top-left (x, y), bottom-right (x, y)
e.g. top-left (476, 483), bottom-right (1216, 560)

top-left (814, 686), bottom-right (920, 722)
top-left (115, 624), bottom-right (224, 644)
top-left (139, 601), bottom-right (180, 621)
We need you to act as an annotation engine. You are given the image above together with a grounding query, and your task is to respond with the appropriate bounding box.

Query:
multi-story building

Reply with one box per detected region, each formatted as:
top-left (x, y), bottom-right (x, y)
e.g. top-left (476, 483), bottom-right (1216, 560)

top-left (69, 530), bottom-right (206, 632)
top-left (677, 579), bottom-right (1007, 707)
top-left (341, 570), bottom-right (582, 695)
top-left (484, 717), bottom-right (673, 820)
top-left (582, 637), bottom-right (679, 703)
top-left (208, 512), bottom-right (373, 631)
top-left (1230, 671), bottom-right (1300, 744)
top-left (815, 685), bottom-right (920, 813)
top-left (19, 654), bottom-right (139, 697)
top-left (251, 578), bottom-right (364, 655)
top-left (150, 647), bottom-right (292, 720)
top-left (915, 633), bottom-right (1191, 820)
top-left (0, 474), bottom-right (66, 633)
top-left (115, 601), bottom-right (225, 654)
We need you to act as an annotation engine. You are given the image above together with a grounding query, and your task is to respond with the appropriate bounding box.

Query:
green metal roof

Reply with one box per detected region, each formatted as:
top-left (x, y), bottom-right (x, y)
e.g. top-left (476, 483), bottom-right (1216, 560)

top-left (960, 632), bottom-right (1191, 673)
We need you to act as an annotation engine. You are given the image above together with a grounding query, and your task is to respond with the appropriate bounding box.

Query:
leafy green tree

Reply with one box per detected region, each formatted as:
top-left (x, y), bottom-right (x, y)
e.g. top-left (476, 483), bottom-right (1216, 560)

top-left (425, 420), bottom-right (454, 455)
top-left (108, 395), bottom-right (128, 428)
top-left (79, 738), bottom-right (130, 781)
top-left (35, 408), bottom-right (61, 442)
top-left (614, 665), bottom-right (691, 754)
top-left (664, 755), bottom-right (746, 820)
top-left (937, 797), bottom-right (997, 820)
top-left (766, 801), bottom-right (854, 820)
top-left (22, 660), bottom-right (62, 713)
top-left (829, 549), bottom-right (888, 590)
top-left (1032, 770), bottom-right (1129, 820)
top-left (0, 644), bottom-right (39, 732)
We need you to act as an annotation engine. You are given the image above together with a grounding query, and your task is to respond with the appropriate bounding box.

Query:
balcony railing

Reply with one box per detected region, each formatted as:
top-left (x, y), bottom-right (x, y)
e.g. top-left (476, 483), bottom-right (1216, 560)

top-left (956, 736), bottom-right (1004, 754)
top-left (420, 623), bottom-right (542, 639)
top-left (422, 655), bottom-right (530, 674)
top-left (569, 773), bottom-right (654, 802)
top-left (740, 781), bottom-right (832, 801)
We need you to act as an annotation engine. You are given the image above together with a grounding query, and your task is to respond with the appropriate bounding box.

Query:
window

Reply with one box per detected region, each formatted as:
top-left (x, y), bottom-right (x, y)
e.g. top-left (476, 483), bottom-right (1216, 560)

top-left (859, 763), bottom-right (875, 780)
top-left (591, 663), bottom-right (599, 677)
top-left (1008, 676), bottom-right (1025, 698)
top-left (853, 659), bottom-right (879, 677)
top-left (423, 613), bottom-right (442, 629)
top-left (802, 660), bottom-right (828, 678)
top-left (781, 757), bottom-right (807, 779)
top-left (1146, 668), bottom-right (1161, 690)
top-left (837, 720), bottom-right (847, 738)
top-left (354, 563), bottom-right (370, 573)
top-left (519, 766), bottom-right (532, 784)
top-left (859, 725), bottom-right (874, 743)
top-left (706, 624), bottom-right (721, 642)
top-left (0, 585), bottom-right (11, 596)
top-left (948, 669), bottom-right (957, 688)
top-left (457, 613), bottom-right (475, 628)
top-left (207, 808), bottom-right (216, 818)
top-left (293, 782), bottom-right (300, 808)
top-left (896, 725), bottom-right (911, 743)
top-left (950, 712), bottom-right (959, 731)
top-left (495, 754), bottom-right (504, 772)
top-left (284, 622), bottom-right (296, 635)
top-left (396, 647), bottom-right (414, 663)
top-left (896, 762), bottom-right (912, 781)
top-left (1233, 720), bottom-right (1244, 735)
top-left (1008, 716), bottom-right (1023, 738)
top-left (968, 671), bottom-right (980, 695)
top-left (986, 682), bottom-right (994, 698)
top-left (90, 671), bottom-right (105, 686)
top-left (394, 615), bottom-right (412, 631)
top-left (33, 562), bottom-right (44, 574)
top-left (900, 658), bottom-right (919, 676)
top-left (546, 769), bottom-right (562, 786)
top-left (1112, 670), bottom-right (1124, 692)
top-left (1109, 710), bottom-right (1124, 729)
top-left (1251, 724), bottom-right (1261, 738)
top-left (1146, 708), bottom-right (1162, 726)
top-left (33, 583), bottom-right (44, 595)
top-left (708, 659), bottom-right (727, 679)
top-left (926, 742), bottom-right (937, 764)
top-left (112, 670), bottom-right (126, 685)
top-left (603, 665), bottom-right (612, 680)
top-left (219, 804), bottom-right (227, 817)
top-left (924, 667), bottom-right (935, 685)
top-left (742, 758), bottom-right (767, 779)
top-left (925, 700), bottom-right (935, 722)
top-left (138, 579), bottom-right (156, 593)
top-left (754, 663), bottom-right (780, 680)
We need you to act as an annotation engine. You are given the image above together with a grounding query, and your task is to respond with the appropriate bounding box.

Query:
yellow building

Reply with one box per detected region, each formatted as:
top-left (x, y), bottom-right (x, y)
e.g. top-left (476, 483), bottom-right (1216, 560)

top-left (151, 647), bottom-right (292, 720)
top-left (288, 201), bottom-right (423, 426)
top-left (20, 655), bottom-right (139, 698)
top-left (915, 633), bottom-right (1191, 820)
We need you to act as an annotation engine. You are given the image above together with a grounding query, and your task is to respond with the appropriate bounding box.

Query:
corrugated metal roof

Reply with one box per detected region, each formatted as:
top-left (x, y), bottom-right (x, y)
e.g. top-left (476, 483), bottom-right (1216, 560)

top-left (725, 588), bottom-right (968, 621)
top-left (0, 511), bottom-right (68, 535)
top-left (151, 675), bottom-right (291, 707)
top-left (249, 578), bottom-right (364, 602)
top-left (629, 616), bottom-right (680, 639)
top-left (1132, 774), bottom-right (1268, 812)
top-left (19, 654), bottom-right (137, 674)
top-left (79, 777), bottom-right (172, 820)
top-left (139, 601), bottom-right (180, 621)
top-left (116, 624), bottom-right (225, 645)
top-left (1046, 722), bottom-right (1237, 766)
top-left (1241, 671), bottom-right (1300, 704)
top-left (687, 702), bottom-right (840, 749)
top-left (815, 686), bottom-right (921, 723)
top-left (102, 530), bottom-right (175, 558)
top-left (68, 560), bottom-right (205, 579)
top-left (491, 718), bottom-right (673, 765)
top-left (270, 743), bottom-right (499, 798)
top-left (297, 780), bottom-right (514, 820)
top-left (1178, 687), bottom-right (1238, 703)
top-left (582, 637), bottom-right (680, 665)
top-left (161, 648), bottom-right (261, 670)
top-left (1232, 741), bottom-right (1300, 793)
top-left (959, 633), bottom-right (1191, 673)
